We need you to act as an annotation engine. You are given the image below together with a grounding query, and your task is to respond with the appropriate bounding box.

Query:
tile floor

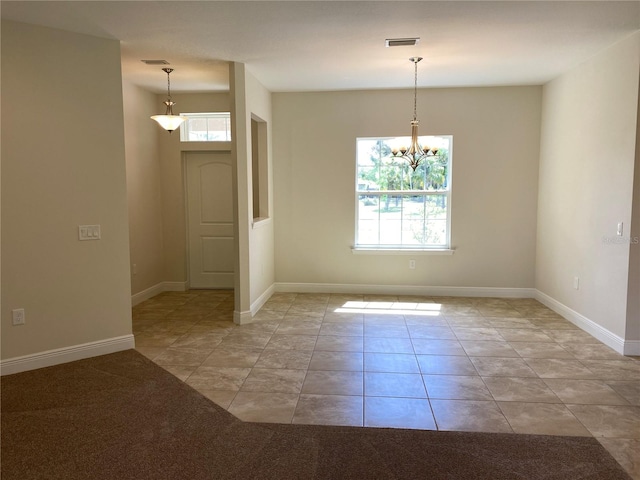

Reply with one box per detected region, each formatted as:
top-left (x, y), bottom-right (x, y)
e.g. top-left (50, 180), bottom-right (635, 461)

top-left (134, 290), bottom-right (640, 478)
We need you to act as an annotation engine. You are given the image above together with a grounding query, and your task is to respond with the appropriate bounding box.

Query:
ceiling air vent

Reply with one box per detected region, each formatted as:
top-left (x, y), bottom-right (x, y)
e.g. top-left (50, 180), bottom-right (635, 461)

top-left (385, 38), bottom-right (420, 47)
top-left (141, 59), bottom-right (170, 65)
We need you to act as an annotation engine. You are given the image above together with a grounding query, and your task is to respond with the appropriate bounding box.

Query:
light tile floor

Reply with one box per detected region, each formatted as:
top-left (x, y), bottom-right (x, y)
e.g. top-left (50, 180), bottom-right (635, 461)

top-left (134, 290), bottom-right (640, 479)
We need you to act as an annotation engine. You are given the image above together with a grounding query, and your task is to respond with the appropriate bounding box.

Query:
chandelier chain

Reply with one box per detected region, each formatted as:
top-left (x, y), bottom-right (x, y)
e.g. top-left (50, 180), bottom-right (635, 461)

top-left (413, 59), bottom-right (418, 121)
top-left (162, 67), bottom-right (174, 101)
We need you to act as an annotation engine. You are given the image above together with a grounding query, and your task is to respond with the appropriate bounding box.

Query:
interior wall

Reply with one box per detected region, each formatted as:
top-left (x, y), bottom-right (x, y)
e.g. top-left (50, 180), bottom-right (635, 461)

top-left (626, 81), bottom-right (640, 342)
top-left (156, 92), bottom-right (232, 285)
top-left (122, 81), bottom-right (165, 295)
top-left (245, 69), bottom-right (275, 307)
top-left (272, 86), bottom-right (542, 289)
top-left (228, 63), bottom-right (276, 321)
top-left (229, 63), bottom-right (251, 318)
top-left (1, 21), bottom-right (132, 359)
top-left (536, 32), bottom-right (640, 339)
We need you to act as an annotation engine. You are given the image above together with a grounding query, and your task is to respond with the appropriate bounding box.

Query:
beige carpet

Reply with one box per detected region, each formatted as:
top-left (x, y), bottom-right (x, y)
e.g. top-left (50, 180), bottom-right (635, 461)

top-left (1, 350), bottom-right (631, 479)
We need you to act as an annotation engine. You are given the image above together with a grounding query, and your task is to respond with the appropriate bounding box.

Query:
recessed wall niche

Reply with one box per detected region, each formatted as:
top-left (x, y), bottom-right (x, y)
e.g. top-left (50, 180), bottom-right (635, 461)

top-left (251, 114), bottom-right (269, 221)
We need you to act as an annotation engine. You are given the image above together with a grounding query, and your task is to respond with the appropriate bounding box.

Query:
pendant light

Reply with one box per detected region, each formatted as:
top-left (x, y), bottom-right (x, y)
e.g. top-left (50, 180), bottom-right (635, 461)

top-left (391, 57), bottom-right (439, 171)
top-left (151, 68), bottom-right (187, 133)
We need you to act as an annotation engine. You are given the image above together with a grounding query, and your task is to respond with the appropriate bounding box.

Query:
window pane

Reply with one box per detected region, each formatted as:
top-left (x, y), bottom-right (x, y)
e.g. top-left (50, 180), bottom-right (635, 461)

top-left (426, 195), bottom-right (447, 220)
top-left (191, 117), bottom-right (207, 131)
top-left (403, 219), bottom-right (426, 245)
top-left (355, 135), bottom-right (452, 249)
top-left (379, 219), bottom-right (401, 244)
top-left (358, 194), bottom-right (379, 220)
top-left (357, 166), bottom-right (379, 191)
top-left (207, 116), bottom-right (230, 141)
top-left (357, 139), bottom-right (380, 167)
top-left (379, 194), bottom-right (402, 218)
top-left (406, 164), bottom-right (426, 190)
top-left (402, 195), bottom-right (425, 245)
top-left (425, 220), bottom-right (447, 245)
top-left (357, 194), bottom-right (379, 244)
top-left (378, 194), bottom-right (402, 244)
top-left (180, 113), bottom-right (231, 142)
top-left (425, 156), bottom-right (449, 191)
top-left (379, 162), bottom-right (404, 191)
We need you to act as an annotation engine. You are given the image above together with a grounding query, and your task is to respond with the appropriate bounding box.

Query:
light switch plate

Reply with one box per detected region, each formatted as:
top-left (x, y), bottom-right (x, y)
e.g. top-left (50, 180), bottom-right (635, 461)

top-left (79, 225), bottom-right (101, 241)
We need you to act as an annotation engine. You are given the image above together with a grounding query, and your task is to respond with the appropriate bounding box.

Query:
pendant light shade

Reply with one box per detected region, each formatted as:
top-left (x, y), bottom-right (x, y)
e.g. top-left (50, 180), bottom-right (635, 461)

top-left (151, 68), bottom-right (186, 133)
top-left (151, 107), bottom-right (186, 131)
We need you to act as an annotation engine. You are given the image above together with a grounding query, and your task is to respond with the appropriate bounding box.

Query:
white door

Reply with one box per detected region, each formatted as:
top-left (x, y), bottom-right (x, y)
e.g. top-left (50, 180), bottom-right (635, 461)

top-left (186, 152), bottom-right (234, 289)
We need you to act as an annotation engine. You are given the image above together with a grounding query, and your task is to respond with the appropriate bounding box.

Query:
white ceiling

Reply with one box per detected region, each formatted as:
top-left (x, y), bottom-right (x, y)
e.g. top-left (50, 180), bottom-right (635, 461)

top-left (2, 1), bottom-right (639, 93)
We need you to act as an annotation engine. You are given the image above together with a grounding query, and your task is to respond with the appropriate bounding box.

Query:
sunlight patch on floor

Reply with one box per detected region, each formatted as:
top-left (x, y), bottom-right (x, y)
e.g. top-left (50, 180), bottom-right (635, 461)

top-left (333, 301), bottom-right (442, 316)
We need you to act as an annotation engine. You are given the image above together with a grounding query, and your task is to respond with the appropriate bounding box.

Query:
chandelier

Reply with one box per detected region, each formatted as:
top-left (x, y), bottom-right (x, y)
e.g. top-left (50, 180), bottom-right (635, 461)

top-left (151, 68), bottom-right (187, 133)
top-left (391, 57), bottom-right (438, 171)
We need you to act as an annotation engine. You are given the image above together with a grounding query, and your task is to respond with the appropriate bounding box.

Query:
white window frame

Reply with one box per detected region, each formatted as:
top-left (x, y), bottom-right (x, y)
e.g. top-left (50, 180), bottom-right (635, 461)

top-left (180, 112), bottom-right (231, 142)
top-left (353, 135), bottom-right (453, 253)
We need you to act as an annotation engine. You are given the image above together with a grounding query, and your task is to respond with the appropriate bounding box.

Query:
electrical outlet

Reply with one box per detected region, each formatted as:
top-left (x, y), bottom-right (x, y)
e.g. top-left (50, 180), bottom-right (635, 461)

top-left (132, 264), bottom-right (137, 275)
top-left (409, 259), bottom-right (416, 270)
top-left (617, 222), bottom-right (624, 236)
top-left (573, 276), bottom-right (580, 290)
top-left (12, 308), bottom-right (25, 326)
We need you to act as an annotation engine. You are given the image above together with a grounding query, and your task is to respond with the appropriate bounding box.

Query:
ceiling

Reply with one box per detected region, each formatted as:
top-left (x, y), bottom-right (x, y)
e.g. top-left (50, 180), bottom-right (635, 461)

top-left (2, 1), bottom-right (639, 94)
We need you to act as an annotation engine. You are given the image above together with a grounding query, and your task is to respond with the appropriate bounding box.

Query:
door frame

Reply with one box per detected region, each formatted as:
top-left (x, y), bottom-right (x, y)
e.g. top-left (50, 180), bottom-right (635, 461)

top-left (182, 149), bottom-right (235, 290)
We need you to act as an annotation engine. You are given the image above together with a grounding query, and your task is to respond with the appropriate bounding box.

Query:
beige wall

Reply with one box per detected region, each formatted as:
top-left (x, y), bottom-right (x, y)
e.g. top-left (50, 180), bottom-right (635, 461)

top-left (626, 81), bottom-right (640, 342)
top-left (272, 86), bottom-right (542, 289)
top-left (123, 81), bottom-right (165, 295)
top-left (245, 70), bottom-right (275, 308)
top-left (536, 32), bottom-right (640, 339)
top-left (1, 21), bottom-right (132, 359)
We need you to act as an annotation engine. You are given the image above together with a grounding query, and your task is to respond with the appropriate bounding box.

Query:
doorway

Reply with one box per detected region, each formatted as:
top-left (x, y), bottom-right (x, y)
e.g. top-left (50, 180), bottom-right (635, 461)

top-left (185, 151), bottom-right (234, 289)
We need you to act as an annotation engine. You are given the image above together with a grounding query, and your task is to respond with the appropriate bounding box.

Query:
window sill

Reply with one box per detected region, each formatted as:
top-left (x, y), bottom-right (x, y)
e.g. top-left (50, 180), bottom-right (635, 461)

top-left (252, 217), bottom-right (272, 229)
top-left (179, 141), bottom-right (232, 152)
top-left (351, 247), bottom-right (455, 255)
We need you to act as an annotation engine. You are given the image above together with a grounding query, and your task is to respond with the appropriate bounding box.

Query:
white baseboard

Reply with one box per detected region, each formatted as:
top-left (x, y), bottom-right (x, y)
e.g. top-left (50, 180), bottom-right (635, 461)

top-left (624, 341), bottom-right (640, 356)
top-left (534, 290), bottom-right (628, 355)
top-left (274, 282), bottom-right (536, 299)
top-left (234, 310), bottom-right (253, 325)
top-left (0, 334), bottom-right (135, 376)
top-left (251, 284), bottom-right (276, 315)
top-left (131, 281), bottom-right (188, 306)
top-left (163, 281), bottom-right (188, 292)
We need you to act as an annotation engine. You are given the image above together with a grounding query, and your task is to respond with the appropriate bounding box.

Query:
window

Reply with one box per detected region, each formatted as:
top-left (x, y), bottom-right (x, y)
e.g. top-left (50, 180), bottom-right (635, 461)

top-left (180, 112), bottom-right (231, 142)
top-left (355, 135), bottom-right (452, 250)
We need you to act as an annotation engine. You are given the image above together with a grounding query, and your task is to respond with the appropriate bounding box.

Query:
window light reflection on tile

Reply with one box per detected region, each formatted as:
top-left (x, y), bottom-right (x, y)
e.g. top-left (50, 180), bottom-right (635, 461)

top-left (333, 301), bottom-right (443, 316)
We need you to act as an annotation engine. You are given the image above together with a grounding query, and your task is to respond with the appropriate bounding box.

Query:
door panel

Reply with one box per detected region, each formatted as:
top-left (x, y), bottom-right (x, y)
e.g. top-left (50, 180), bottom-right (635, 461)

top-left (201, 237), bottom-right (234, 273)
top-left (186, 152), bottom-right (234, 288)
